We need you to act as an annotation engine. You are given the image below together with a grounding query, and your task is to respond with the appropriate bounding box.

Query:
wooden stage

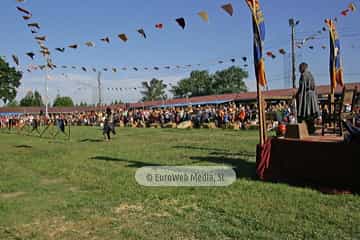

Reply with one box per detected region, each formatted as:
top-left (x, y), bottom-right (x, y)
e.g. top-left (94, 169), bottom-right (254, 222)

top-left (283, 135), bottom-right (344, 143)
top-left (256, 135), bottom-right (360, 193)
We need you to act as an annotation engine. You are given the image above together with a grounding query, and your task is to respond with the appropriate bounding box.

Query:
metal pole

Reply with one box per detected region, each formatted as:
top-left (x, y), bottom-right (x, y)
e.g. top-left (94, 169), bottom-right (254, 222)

top-left (97, 72), bottom-right (102, 106)
top-left (44, 57), bottom-right (49, 118)
top-left (290, 19), bottom-right (297, 89)
top-left (289, 18), bottom-right (299, 123)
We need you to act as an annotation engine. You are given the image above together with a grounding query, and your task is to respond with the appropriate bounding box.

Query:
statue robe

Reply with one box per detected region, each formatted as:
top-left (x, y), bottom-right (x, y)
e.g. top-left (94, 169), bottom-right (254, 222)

top-left (297, 70), bottom-right (320, 120)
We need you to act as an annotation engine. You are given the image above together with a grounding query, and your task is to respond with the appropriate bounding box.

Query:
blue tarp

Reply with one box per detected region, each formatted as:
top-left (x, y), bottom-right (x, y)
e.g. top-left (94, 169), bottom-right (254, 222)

top-left (0, 112), bottom-right (23, 116)
top-left (153, 99), bottom-right (233, 109)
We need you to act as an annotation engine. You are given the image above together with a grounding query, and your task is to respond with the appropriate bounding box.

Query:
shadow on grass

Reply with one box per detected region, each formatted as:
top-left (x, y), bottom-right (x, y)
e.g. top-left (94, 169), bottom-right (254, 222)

top-left (174, 145), bottom-right (256, 158)
top-left (190, 156), bottom-right (256, 179)
top-left (175, 145), bottom-right (256, 179)
top-left (210, 151), bottom-right (256, 159)
top-left (173, 145), bottom-right (225, 152)
top-left (90, 156), bottom-right (161, 168)
top-left (79, 138), bottom-right (104, 143)
top-left (15, 145), bottom-right (33, 148)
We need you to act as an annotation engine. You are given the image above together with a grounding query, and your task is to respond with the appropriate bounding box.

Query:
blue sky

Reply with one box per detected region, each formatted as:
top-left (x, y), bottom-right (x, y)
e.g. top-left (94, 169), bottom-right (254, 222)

top-left (1, 0), bottom-right (360, 104)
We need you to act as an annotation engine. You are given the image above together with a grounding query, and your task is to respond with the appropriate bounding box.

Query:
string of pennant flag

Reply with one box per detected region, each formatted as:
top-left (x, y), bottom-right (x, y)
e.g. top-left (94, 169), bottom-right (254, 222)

top-left (12, 2), bottom-right (234, 66)
top-left (258, 2), bottom-right (357, 60)
top-left (22, 57), bottom-right (248, 74)
top-left (9, 0), bottom-right (358, 73)
top-left (14, 2), bottom-right (56, 71)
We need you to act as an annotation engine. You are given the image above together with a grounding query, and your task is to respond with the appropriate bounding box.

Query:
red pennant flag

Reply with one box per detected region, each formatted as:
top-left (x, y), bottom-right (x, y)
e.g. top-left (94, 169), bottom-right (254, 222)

top-left (155, 23), bottom-right (163, 29)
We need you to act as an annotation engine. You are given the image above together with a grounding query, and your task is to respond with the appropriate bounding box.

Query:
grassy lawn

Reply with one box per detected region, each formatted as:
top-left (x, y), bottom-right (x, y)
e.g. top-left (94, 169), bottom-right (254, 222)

top-left (0, 127), bottom-right (359, 239)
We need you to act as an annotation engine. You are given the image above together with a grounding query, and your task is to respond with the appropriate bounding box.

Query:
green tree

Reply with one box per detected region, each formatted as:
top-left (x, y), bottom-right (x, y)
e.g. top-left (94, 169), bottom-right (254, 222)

top-left (78, 101), bottom-right (88, 107)
top-left (33, 90), bottom-right (44, 106)
top-left (53, 95), bottom-right (74, 107)
top-left (171, 70), bottom-right (214, 98)
top-left (0, 57), bottom-right (22, 104)
top-left (20, 90), bottom-right (44, 107)
top-left (170, 67), bottom-right (248, 98)
top-left (212, 66), bottom-right (248, 94)
top-left (6, 99), bottom-right (19, 107)
top-left (141, 78), bottom-right (167, 101)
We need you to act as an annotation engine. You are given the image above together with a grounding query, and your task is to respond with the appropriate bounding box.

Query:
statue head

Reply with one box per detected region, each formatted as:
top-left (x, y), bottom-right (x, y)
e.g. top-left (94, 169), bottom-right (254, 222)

top-left (299, 62), bottom-right (308, 74)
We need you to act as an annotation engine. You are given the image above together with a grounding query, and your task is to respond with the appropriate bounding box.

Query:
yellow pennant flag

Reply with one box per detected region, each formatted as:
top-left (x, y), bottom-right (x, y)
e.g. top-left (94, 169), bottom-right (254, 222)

top-left (198, 11), bottom-right (209, 22)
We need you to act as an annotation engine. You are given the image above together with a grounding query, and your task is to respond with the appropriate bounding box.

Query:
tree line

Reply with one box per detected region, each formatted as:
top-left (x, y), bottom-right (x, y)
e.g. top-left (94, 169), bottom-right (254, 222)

top-left (140, 66), bottom-right (248, 101)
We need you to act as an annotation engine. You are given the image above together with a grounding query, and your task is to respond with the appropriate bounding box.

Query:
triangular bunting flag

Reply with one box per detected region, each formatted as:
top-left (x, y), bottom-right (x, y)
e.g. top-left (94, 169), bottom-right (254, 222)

top-left (118, 34), bottom-right (128, 42)
top-left (55, 48), bottom-right (65, 52)
top-left (27, 22), bottom-right (40, 29)
top-left (12, 55), bottom-right (19, 66)
top-left (137, 29), bottom-right (147, 39)
top-left (26, 52), bottom-right (35, 59)
top-left (68, 44), bottom-right (78, 49)
top-left (35, 36), bottom-right (46, 41)
top-left (198, 11), bottom-right (209, 22)
top-left (85, 41), bottom-right (95, 47)
top-left (16, 6), bottom-right (31, 15)
top-left (221, 3), bottom-right (233, 16)
top-left (349, 3), bottom-right (356, 12)
top-left (155, 23), bottom-right (164, 29)
top-left (176, 18), bottom-right (186, 29)
top-left (101, 37), bottom-right (110, 43)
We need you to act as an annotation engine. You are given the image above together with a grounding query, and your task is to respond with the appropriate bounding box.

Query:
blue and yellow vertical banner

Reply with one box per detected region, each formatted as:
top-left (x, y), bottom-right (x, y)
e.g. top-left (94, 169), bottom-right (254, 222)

top-left (246, 0), bottom-right (267, 87)
top-left (325, 19), bottom-right (344, 92)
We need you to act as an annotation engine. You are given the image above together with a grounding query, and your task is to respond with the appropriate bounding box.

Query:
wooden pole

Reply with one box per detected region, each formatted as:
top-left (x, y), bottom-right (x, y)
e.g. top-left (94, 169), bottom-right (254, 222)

top-left (257, 82), bottom-right (265, 145)
top-left (251, 0), bottom-right (266, 145)
top-left (330, 88), bottom-right (335, 130)
top-left (262, 96), bottom-right (267, 141)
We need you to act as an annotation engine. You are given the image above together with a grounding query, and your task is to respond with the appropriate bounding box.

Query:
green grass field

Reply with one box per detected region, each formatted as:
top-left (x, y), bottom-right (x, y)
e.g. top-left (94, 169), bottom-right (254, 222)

top-left (0, 127), bottom-right (359, 239)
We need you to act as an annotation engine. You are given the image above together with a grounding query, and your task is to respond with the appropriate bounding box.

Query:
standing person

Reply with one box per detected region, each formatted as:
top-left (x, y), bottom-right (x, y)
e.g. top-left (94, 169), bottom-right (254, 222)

top-left (296, 62), bottom-right (320, 134)
top-left (103, 107), bottom-right (116, 141)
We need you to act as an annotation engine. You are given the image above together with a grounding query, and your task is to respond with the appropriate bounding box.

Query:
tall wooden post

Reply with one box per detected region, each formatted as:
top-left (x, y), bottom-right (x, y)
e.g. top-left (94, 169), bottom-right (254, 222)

top-left (257, 82), bottom-right (265, 145)
top-left (262, 96), bottom-right (267, 142)
top-left (330, 88), bottom-right (335, 128)
top-left (251, 0), bottom-right (267, 145)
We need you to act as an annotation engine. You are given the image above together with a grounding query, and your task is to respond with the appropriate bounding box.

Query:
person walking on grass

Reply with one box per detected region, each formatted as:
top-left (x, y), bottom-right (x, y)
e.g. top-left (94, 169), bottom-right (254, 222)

top-left (103, 107), bottom-right (116, 141)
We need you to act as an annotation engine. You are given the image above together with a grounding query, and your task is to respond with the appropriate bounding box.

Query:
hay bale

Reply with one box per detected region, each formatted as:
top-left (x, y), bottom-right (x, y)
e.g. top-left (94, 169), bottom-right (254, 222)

top-left (119, 121), bottom-right (125, 128)
top-left (137, 121), bottom-right (146, 128)
top-left (202, 122), bottom-right (217, 129)
top-left (164, 123), bottom-right (177, 128)
top-left (229, 123), bottom-right (240, 130)
top-left (177, 121), bottom-right (193, 129)
top-left (150, 123), bottom-right (161, 128)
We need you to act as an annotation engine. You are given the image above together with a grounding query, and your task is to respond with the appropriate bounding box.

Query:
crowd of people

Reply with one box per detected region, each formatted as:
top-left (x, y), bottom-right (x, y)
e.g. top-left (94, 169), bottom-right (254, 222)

top-left (0, 102), bottom-right (295, 130)
top-left (1, 101), bottom-right (358, 133)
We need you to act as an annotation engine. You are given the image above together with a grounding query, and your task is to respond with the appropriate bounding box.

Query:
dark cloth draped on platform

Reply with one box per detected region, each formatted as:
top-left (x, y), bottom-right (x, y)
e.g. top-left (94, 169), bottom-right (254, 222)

top-left (297, 70), bottom-right (320, 120)
top-left (256, 138), bottom-right (360, 194)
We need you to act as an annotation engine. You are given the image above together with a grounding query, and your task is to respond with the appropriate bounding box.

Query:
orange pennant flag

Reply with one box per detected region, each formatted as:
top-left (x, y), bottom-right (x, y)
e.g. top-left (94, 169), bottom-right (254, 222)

top-left (198, 11), bottom-right (209, 22)
top-left (118, 34), bottom-right (128, 42)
